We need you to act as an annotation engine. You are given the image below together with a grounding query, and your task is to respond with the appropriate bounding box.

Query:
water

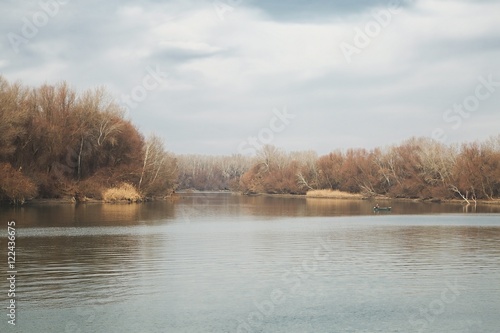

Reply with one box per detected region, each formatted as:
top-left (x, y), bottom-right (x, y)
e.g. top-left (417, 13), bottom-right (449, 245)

top-left (1, 193), bottom-right (499, 332)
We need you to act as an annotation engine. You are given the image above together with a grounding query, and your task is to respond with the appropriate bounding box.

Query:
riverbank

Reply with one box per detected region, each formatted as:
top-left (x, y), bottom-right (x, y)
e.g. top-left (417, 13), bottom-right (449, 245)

top-left (240, 190), bottom-right (500, 206)
top-left (306, 189), bottom-right (365, 199)
top-left (0, 195), bottom-right (177, 206)
top-left (3, 190), bottom-right (500, 206)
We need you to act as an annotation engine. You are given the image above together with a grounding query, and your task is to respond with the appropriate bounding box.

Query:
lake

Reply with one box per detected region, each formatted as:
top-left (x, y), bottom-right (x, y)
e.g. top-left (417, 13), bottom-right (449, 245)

top-left (1, 193), bottom-right (499, 333)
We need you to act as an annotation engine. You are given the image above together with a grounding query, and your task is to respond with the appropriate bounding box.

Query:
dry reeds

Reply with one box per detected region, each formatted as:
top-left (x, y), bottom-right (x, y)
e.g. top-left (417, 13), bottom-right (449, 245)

top-left (102, 183), bottom-right (142, 203)
top-left (306, 189), bottom-right (363, 199)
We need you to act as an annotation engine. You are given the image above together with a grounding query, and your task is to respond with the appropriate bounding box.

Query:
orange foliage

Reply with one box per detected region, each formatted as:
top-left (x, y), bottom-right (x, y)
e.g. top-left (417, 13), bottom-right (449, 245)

top-left (238, 137), bottom-right (500, 201)
top-left (0, 163), bottom-right (38, 203)
top-left (0, 76), bottom-right (177, 203)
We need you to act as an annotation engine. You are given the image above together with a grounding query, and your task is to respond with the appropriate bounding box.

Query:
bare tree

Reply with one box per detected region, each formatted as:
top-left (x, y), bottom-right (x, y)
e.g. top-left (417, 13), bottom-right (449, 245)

top-left (139, 135), bottom-right (177, 196)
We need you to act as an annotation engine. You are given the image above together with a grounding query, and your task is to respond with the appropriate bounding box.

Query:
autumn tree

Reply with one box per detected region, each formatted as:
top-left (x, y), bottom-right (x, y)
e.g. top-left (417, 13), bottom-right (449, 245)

top-left (316, 150), bottom-right (344, 190)
top-left (0, 77), bottom-right (177, 202)
top-left (240, 146), bottom-right (317, 195)
top-left (415, 138), bottom-right (457, 198)
top-left (336, 148), bottom-right (378, 195)
top-left (138, 135), bottom-right (177, 197)
top-left (0, 77), bottom-right (30, 161)
top-left (451, 140), bottom-right (500, 202)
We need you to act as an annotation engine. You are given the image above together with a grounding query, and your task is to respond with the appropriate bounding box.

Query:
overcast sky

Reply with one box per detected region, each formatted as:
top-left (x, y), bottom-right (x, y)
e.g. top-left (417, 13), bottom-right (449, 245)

top-left (1, 0), bottom-right (499, 155)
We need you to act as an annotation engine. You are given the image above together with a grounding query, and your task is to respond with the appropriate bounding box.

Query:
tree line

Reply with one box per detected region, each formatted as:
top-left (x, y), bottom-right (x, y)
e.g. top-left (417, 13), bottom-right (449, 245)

top-left (0, 76), bottom-right (176, 203)
top-left (177, 137), bottom-right (500, 203)
top-left (236, 138), bottom-right (500, 203)
top-left (1, 77), bottom-right (499, 204)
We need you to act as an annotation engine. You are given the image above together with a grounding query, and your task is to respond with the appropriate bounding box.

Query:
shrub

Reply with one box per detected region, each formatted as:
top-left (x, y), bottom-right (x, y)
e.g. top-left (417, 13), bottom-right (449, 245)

top-left (102, 183), bottom-right (141, 203)
top-left (306, 189), bottom-right (363, 199)
top-left (0, 163), bottom-right (38, 203)
top-left (77, 178), bottom-right (105, 200)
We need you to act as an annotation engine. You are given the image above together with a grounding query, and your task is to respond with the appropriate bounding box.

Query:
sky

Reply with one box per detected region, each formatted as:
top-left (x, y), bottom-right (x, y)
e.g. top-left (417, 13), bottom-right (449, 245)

top-left (1, 0), bottom-right (499, 156)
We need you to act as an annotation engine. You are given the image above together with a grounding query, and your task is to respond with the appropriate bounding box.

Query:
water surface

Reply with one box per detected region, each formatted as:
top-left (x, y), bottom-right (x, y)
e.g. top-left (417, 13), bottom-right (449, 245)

top-left (0, 194), bottom-right (499, 332)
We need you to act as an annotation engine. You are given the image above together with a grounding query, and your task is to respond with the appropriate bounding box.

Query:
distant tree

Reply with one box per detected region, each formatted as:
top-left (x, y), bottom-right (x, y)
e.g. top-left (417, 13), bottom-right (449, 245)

top-left (339, 148), bottom-right (379, 195)
top-left (138, 135), bottom-right (177, 197)
top-left (177, 154), bottom-right (253, 191)
top-left (316, 151), bottom-right (344, 190)
top-left (451, 141), bottom-right (500, 202)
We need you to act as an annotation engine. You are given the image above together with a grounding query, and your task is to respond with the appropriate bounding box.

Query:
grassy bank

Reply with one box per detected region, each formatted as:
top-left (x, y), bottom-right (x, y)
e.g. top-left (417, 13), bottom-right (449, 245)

top-left (306, 189), bottom-right (364, 199)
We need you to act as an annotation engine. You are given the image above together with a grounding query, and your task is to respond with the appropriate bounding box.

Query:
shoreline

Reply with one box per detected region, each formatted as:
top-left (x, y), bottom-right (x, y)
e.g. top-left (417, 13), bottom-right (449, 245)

top-left (242, 192), bottom-right (500, 206)
top-left (2, 192), bottom-right (500, 206)
top-left (0, 195), bottom-right (177, 206)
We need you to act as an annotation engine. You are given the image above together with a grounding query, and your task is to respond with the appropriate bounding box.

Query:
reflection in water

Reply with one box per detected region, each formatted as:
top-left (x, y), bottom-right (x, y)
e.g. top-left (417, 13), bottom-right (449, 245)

top-left (1, 193), bottom-right (500, 228)
top-left (173, 192), bottom-right (500, 219)
top-left (0, 193), bottom-right (499, 332)
top-left (0, 200), bottom-right (176, 227)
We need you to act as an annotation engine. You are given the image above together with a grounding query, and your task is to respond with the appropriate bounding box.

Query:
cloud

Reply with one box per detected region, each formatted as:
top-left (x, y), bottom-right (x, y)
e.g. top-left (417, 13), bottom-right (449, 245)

top-left (244, 0), bottom-right (414, 22)
top-left (1, 0), bottom-right (499, 155)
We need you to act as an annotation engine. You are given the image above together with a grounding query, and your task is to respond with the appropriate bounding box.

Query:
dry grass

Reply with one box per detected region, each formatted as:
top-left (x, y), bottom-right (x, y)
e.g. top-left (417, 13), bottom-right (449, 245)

top-left (306, 189), bottom-right (363, 199)
top-left (102, 183), bottom-right (142, 203)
